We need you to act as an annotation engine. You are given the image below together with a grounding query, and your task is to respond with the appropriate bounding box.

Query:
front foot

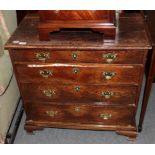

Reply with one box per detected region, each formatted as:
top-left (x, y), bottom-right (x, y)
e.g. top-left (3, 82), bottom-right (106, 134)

top-left (24, 124), bottom-right (43, 135)
top-left (116, 130), bottom-right (138, 141)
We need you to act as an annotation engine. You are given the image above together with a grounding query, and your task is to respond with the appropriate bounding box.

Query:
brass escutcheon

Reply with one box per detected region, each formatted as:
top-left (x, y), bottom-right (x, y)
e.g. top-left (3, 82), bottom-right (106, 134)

top-left (74, 86), bottom-right (80, 92)
top-left (72, 68), bottom-right (80, 74)
top-left (74, 107), bottom-right (80, 112)
top-left (72, 52), bottom-right (78, 60)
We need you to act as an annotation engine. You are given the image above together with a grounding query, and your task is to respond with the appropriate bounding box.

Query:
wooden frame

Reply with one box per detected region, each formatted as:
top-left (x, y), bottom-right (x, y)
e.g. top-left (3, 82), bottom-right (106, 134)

top-left (38, 10), bottom-right (116, 41)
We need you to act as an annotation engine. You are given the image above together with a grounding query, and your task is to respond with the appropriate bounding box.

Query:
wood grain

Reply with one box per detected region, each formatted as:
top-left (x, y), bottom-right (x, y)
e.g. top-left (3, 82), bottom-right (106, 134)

top-left (20, 83), bottom-right (137, 104)
top-left (5, 13), bottom-right (151, 140)
top-left (15, 63), bottom-right (142, 85)
top-left (38, 11), bottom-right (116, 40)
top-left (26, 102), bottom-right (135, 125)
top-left (12, 49), bottom-right (145, 64)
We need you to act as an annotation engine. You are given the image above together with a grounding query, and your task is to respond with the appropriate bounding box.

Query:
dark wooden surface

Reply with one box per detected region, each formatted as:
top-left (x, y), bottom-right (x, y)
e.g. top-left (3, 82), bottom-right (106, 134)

top-left (16, 11), bottom-right (37, 25)
top-left (38, 11), bottom-right (116, 40)
top-left (20, 83), bottom-right (138, 104)
top-left (15, 11), bottom-right (139, 26)
top-left (5, 14), bottom-right (151, 50)
top-left (143, 11), bottom-right (155, 46)
top-left (27, 103), bottom-right (135, 125)
top-left (39, 10), bottom-right (115, 21)
top-left (11, 49), bottom-right (145, 64)
top-left (15, 64), bottom-right (142, 85)
top-left (5, 13), bottom-right (151, 140)
top-left (138, 11), bottom-right (155, 132)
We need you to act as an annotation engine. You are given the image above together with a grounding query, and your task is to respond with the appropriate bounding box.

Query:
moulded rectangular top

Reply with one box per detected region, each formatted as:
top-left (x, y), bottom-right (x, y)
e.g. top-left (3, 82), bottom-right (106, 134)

top-left (5, 13), bottom-right (151, 50)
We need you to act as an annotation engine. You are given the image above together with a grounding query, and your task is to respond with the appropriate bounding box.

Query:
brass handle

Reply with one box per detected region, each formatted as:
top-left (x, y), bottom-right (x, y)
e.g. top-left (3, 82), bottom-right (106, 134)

top-left (36, 52), bottom-right (49, 61)
top-left (40, 70), bottom-right (52, 78)
top-left (74, 107), bottom-right (80, 112)
top-left (72, 52), bottom-right (78, 60)
top-left (101, 91), bottom-right (113, 99)
top-left (74, 86), bottom-right (80, 92)
top-left (42, 89), bottom-right (55, 97)
top-left (103, 72), bottom-right (116, 80)
top-left (46, 110), bottom-right (58, 117)
top-left (103, 53), bottom-right (117, 63)
top-left (100, 113), bottom-right (112, 120)
top-left (72, 68), bottom-right (80, 74)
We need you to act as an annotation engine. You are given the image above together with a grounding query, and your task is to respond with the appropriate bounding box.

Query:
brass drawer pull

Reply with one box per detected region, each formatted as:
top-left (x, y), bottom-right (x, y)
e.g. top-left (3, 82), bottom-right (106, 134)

top-left (101, 91), bottom-right (114, 99)
top-left (42, 89), bottom-right (55, 97)
top-left (40, 70), bottom-right (52, 78)
top-left (72, 52), bottom-right (78, 60)
top-left (100, 113), bottom-right (112, 120)
top-left (72, 68), bottom-right (80, 74)
top-left (103, 72), bottom-right (116, 80)
top-left (74, 86), bottom-right (80, 92)
top-left (74, 107), bottom-right (80, 112)
top-left (103, 53), bottom-right (117, 63)
top-left (46, 110), bottom-right (58, 117)
top-left (36, 52), bottom-right (49, 61)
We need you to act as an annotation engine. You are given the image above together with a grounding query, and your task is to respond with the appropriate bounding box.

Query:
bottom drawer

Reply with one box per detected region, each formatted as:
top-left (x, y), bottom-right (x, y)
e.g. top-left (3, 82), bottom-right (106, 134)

top-left (26, 103), bottom-right (135, 125)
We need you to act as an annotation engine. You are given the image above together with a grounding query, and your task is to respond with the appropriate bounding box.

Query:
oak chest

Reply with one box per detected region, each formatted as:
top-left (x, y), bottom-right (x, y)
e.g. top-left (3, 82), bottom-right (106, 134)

top-left (5, 13), bottom-right (151, 140)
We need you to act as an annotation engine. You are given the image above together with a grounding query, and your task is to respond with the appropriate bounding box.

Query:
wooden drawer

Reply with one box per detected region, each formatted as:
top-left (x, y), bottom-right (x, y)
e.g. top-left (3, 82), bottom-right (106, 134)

top-left (21, 83), bottom-right (137, 105)
top-left (26, 103), bottom-right (135, 125)
top-left (15, 64), bottom-right (142, 85)
top-left (12, 50), bottom-right (145, 64)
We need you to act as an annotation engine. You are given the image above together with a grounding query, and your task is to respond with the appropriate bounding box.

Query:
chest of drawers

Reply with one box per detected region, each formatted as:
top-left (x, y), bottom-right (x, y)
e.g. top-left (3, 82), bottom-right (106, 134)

top-left (5, 13), bottom-right (151, 140)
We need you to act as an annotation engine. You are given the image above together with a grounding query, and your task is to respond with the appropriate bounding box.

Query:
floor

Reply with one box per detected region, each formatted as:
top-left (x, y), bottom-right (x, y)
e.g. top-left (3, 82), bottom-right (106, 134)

top-left (14, 83), bottom-right (155, 144)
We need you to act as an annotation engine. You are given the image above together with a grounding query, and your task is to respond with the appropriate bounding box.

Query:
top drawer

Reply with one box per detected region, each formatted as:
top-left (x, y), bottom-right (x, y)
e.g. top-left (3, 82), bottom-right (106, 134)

top-left (11, 49), bottom-right (146, 64)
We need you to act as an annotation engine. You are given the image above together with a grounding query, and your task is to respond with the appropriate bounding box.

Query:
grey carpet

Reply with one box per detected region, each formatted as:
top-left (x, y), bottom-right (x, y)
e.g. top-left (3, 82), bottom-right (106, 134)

top-left (14, 83), bottom-right (155, 144)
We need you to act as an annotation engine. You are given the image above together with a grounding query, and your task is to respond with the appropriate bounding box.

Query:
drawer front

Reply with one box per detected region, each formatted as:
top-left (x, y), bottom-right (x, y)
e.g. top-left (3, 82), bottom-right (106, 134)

top-left (21, 83), bottom-right (137, 105)
top-left (26, 103), bottom-right (135, 125)
top-left (12, 50), bottom-right (145, 64)
top-left (15, 64), bottom-right (142, 85)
